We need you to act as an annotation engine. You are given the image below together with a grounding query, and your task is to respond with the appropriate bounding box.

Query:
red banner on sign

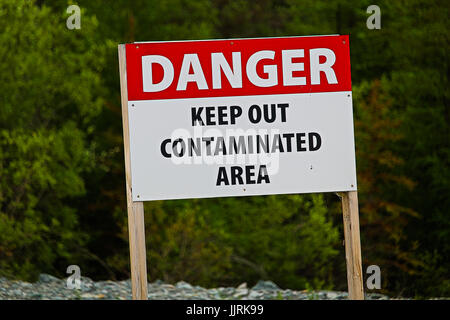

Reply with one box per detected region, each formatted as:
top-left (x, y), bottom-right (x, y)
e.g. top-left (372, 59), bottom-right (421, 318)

top-left (126, 35), bottom-right (351, 101)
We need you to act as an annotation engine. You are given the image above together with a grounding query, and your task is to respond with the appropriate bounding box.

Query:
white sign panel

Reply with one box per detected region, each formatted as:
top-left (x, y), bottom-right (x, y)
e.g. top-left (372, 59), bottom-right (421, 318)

top-left (124, 35), bottom-right (357, 201)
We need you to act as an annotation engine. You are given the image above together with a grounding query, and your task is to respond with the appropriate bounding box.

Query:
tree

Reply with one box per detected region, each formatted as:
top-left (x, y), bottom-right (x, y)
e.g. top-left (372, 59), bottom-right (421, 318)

top-left (0, 0), bottom-right (108, 280)
top-left (352, 79), bottom-right (421, 294)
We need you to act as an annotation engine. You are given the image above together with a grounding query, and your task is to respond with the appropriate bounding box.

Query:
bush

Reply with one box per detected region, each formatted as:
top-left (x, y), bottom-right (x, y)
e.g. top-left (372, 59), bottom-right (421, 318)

top-left (0, 0), bottom-right (107, 280)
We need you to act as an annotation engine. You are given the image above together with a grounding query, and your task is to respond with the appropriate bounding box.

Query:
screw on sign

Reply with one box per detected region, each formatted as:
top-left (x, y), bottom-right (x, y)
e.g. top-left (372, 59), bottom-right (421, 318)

top-left (118, 35), bottom-right (363, 300)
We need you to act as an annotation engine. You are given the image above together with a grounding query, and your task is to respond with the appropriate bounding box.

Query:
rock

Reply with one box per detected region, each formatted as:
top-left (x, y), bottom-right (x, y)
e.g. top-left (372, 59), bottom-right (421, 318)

top-left (218, 287), bottom-right (235, 298)
top-left (0, 273), bottom-right (411, 300)
top-left (248, 290), bottom-right (263, 299)
top-left (175, 281), bottom-right (192, 290)
top-left (119, 279), bottom-right (132, 288)
top-left (152, 279), bottom-right (164, 286)
top-left (38, 274), bottom-right (60, 283)
top-left (367, 293), bottom-right (389, 300)
top-left (161, 284), bottom-right (175, 290)
top-left (233, 288), bottom-right (249, 298)
top-left (326, 291), bottom-right (338, 299)
top-left (31, 293), bottom-right (42, 299)
top-left (237, 282), bottom-right (247, 289)
top-left (337, 293), bottom-right (348, 300)
top-left (12, 289), bottom-right (23, 296)
top-left (194, 285), bottom-right (205, 291)
top-left (81, 293), bottom-right (98, 299)
top-left (251, 280), bottom-right (280, 291)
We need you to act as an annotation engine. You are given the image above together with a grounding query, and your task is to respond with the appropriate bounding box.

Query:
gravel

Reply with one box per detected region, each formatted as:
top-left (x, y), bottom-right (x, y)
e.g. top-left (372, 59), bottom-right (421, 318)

top-left (0, 274), bottom-right (396, 300)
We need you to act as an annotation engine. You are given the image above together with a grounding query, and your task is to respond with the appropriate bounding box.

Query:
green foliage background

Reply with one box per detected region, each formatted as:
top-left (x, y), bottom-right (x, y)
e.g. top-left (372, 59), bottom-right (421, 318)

top-left (0, 0), bottom-right (448, 298)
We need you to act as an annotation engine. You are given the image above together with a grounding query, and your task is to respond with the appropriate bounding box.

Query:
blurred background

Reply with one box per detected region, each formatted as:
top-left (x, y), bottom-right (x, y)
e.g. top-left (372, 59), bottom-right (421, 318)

top-left (0, 0), bottom-right (448, 298)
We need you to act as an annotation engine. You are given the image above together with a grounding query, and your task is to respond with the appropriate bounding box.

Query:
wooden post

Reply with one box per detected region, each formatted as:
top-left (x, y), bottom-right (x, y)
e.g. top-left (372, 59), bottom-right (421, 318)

top-left (118, 44), bottom-right (148, 300)
top-left (340, 191), bottom-right (364, 300)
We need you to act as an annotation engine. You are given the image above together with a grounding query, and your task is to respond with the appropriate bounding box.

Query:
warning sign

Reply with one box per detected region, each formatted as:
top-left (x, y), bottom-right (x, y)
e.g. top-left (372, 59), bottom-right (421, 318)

top-left (124, 35), bottom-right (357, 201)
